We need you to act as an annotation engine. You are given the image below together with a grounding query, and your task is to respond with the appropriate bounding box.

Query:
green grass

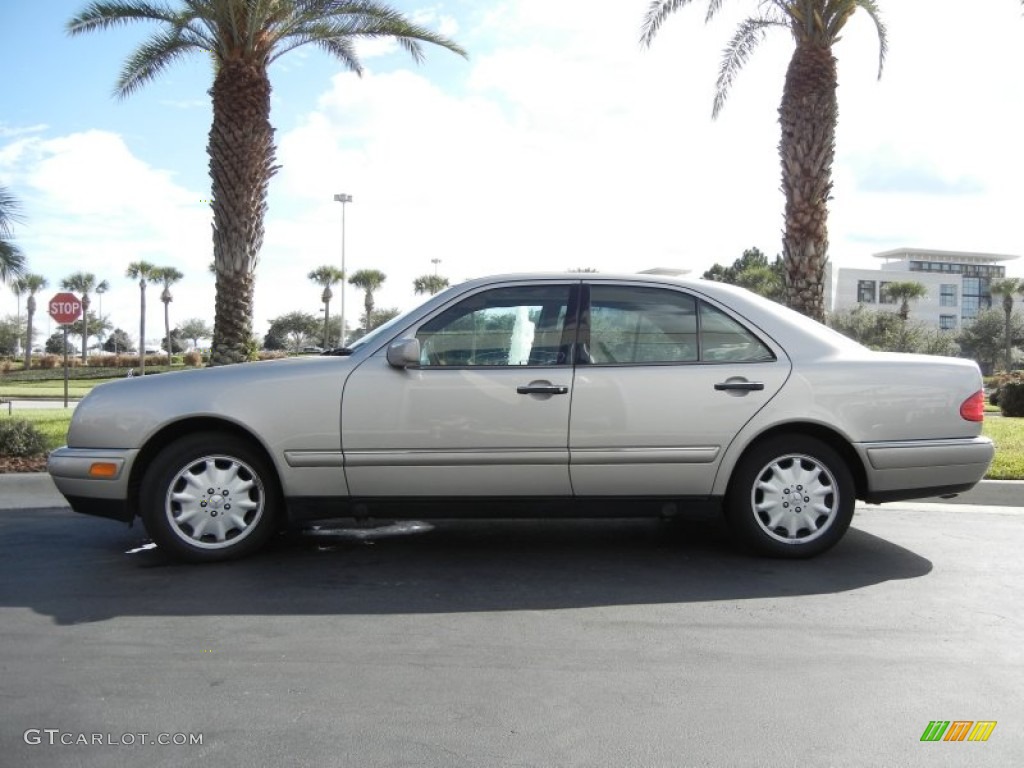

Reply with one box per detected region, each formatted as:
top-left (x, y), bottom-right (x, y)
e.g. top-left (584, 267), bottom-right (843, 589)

top-left (0, 380), bottom-right (117, 397)
top-left (982, 417), bottom-right (1024, 480)
top-left (0, 366), bottom-right (184, 398)
top-left (0, 408), bottom-right (73, 451)
top-left (4, 408), bottom-right (1023, 479)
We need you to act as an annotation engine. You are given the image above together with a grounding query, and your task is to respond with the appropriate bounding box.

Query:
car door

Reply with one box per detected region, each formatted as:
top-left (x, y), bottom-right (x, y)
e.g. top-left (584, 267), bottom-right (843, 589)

top-left (569, 282), bottom-right (791, 497)
top-left (341, 282), bottom-right (580, 497)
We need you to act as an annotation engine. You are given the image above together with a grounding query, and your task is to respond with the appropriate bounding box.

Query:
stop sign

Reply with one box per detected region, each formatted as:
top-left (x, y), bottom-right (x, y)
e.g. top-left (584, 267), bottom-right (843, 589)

top-left (49, 292), bottom-right (83, 325)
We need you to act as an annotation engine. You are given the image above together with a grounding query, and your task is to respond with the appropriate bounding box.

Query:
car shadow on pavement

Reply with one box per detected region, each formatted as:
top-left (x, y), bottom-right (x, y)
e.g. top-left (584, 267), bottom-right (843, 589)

top-left (0, 508), bottom-right (932, 625)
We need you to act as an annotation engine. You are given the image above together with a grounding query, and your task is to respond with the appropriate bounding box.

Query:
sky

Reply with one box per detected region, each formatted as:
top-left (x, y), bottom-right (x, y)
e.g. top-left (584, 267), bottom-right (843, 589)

top-left (2, 0), bottom-right (1023, 350)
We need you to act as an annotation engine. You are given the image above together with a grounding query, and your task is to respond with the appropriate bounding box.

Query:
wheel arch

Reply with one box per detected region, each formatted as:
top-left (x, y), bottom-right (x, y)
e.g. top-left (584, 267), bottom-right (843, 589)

top-left (126, 417), bottom-right (279, 521)
top-left (722, 422), bottom-right (868, 501)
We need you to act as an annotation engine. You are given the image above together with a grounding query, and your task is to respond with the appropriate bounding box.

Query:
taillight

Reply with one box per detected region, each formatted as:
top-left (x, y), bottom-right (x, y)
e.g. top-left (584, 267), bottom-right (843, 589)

top-left (960, 390), bottom-right (985, 422)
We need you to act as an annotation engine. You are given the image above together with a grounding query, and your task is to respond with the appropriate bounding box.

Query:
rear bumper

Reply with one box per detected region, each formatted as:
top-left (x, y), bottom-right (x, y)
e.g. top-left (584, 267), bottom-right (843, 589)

top-left (856, 437), bottom-right (994, 504)
top-left (47, 447), bottom-right (138, 523)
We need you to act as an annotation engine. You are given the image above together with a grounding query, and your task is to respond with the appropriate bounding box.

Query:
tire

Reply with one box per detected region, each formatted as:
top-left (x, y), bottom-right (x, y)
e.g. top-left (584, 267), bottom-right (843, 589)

top-left (725, 435), bottom-right (855, 558)
top-left (140, 432), bottom-right (281, 563)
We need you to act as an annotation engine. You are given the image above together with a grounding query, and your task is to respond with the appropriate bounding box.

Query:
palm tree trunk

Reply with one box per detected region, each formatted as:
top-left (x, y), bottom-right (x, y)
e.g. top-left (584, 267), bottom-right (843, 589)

top-left (81, 294), bottom-right (91, 361)
top-left (139, 282), bottom-right (146, 376)
top-left (778, 42), bottom-right (837, 323)
top-left (1005, 296), bottom-right (1014, 372)
top-left (323, 300), bottom-right (331, 348)
top-left (164, 299), bottom-right (171, 365)
top-left (208, 60), bottom-right (278, 366)
top-left (25, 296), bottom-right (35, 369)
top-left (212, 269), bottom-right (257, 363)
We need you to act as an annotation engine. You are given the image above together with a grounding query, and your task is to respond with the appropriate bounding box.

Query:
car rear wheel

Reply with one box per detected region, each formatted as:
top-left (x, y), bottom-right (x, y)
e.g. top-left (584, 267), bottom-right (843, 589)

top-left (725, 435), bottom-right (855, 558)
top-left (140, 433), bottom-right (281, 562)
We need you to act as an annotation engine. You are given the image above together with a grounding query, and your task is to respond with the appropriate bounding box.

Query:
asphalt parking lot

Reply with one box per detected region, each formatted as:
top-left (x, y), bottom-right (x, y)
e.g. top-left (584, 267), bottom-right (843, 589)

top-left (0, 478), bottom-right (1021, 767)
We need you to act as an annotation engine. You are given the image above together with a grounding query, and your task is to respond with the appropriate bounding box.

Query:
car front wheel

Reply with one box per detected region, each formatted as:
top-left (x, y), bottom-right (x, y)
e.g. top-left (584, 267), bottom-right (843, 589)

top-left (140, 433), bottom-right (281, 562)
top-left (725, 435), bottom-right (855, 558)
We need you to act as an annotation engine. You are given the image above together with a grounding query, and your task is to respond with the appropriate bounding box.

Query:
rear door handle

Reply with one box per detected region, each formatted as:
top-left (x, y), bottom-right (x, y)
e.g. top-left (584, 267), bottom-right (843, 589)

top-left (714, 381), bottom-right (764, 392)
top-left (517, 385), bottom-right (569, 395)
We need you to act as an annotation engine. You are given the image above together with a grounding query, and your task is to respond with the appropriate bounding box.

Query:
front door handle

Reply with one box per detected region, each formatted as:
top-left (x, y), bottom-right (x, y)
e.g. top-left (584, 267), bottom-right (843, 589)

top-left (714, 381), bottom-right (765, 392)
top-left (517, 384), bottom-right (569, 395)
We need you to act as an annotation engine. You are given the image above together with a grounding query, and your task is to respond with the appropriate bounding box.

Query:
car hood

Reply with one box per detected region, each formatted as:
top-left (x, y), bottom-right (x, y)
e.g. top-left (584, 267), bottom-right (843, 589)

top-left (68, 356), bottom-right (358, 450)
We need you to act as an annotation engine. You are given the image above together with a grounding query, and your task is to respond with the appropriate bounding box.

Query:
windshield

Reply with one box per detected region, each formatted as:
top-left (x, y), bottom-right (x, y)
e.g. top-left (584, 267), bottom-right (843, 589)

top-left (343, 303), bottom-right (422, 353)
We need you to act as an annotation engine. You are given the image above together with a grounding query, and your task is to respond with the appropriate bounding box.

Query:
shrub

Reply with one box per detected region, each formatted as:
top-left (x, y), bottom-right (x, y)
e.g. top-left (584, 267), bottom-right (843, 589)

top-left (1, 359), bottom-right (11, 374)
top-left (183, 350), bottom-right (204, 367)
top-left (257, 351), bottom-right (287, 361)
top-left (992, 372), bottom-right (1024, 416)
top-left (37, 355), bottom-right (60, 370)
top-left (1001, 382), bottom-right (1024, 418)
top-left (0, 419), bottom-right (48, 457)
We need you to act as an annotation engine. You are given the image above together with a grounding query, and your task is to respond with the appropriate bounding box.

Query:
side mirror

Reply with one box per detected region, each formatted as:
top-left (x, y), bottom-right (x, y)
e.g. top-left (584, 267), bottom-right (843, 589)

top-left (386, 338), bottom-right (421, 369)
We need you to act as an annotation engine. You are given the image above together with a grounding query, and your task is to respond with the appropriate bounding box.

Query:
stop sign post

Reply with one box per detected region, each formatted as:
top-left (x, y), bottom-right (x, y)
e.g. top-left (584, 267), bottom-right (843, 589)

top-left (48, 292), bottom-right (83, 408)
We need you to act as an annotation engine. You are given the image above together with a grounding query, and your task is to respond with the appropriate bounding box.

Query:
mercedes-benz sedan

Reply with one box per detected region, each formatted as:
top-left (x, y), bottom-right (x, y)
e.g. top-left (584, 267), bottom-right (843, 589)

top-left (48, 274), bottom-right (994, 562)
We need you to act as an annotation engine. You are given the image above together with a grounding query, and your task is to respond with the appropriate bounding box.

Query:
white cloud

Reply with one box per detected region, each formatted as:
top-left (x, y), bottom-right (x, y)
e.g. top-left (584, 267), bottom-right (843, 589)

top-left (4, 0), bottom-right (1023, 346)
top-left (0, 131), bottom-right (213, 348)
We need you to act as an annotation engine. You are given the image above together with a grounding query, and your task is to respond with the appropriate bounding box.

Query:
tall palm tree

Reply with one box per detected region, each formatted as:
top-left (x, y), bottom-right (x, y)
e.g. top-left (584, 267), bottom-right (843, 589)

top-left (0, 186), bottom-right (27, 285)
top-left (154, 266), bottom-right (185, 363)
top-left (989, 277), bottom-right (1023, 372)
top-left (348, 269), bottom-right (386, 331)
top-left (61, 271), bottom-right (98, 360)
top-left (308, 265), bottom-right (345, 348)
top-left (641, 1), bottom-right (887, 322)
top-left (126, 260), bottom-right (157, 375)
top-left (68, 1), bottom-right (466, 366)
top-left (413, 274), bottom-right (449, 296)
top-left (22, 274), bottom-right (49, 369)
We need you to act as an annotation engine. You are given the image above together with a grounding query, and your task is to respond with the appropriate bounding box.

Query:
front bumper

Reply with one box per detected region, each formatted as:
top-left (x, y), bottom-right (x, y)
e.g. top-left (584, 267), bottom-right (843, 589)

top-left (856, 436), bottom-right (995, 503)
top-left (47, 446), bottom-right (139, 523)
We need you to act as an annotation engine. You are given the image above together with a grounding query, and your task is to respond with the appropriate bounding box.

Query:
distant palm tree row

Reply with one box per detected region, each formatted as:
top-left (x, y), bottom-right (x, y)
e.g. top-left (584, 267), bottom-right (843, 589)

top-left (305, 267), bottom-right (451, 348)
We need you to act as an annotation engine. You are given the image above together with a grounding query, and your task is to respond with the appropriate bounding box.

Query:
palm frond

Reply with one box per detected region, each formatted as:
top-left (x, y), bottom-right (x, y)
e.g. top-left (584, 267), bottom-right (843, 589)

top-left (0, 187), bottom-right (26, 238)
top-left (66, 0), bottom-right (180, 35)
top-left (0, 240), bottom-right (27, 284)
top-left (854, 0), bottom-right (888, 79)
top-left (640, 0), bottom-right (697, 48)
top-left (270, 11), bottom-right (465, 65)
top-left (116, 28), bottom-right (205, 97)
top-left (713, 16), bottom-right (784, 119)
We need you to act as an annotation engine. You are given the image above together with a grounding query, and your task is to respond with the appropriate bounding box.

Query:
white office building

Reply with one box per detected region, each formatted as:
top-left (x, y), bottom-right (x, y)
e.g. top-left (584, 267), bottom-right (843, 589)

top-left (825, 248), bottom-right (1019, 331)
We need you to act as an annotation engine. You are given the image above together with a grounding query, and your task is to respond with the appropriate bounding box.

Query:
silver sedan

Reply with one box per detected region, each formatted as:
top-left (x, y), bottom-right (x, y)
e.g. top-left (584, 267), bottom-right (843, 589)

top-left (48, 274), bottom-right (994, 562)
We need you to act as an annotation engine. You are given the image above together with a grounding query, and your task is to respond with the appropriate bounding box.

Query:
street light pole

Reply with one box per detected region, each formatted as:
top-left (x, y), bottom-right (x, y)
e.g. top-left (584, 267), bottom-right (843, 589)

top-left (333, 193), bottom-right (353, 346)
top-left (431, 258), bottom-right (441, 277)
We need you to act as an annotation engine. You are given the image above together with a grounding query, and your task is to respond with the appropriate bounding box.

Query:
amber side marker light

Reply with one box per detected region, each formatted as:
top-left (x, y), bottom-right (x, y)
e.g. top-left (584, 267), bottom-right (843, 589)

top-left (960, 390), bottom-right (986, 422)
top-left (88, 463), bottom-right (119, 478)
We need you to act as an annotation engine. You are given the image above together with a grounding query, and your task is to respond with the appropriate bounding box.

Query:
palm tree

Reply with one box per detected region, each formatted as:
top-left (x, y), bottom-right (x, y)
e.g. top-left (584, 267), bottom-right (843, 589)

top-left (61, 272), bottom-right (98, 360)
top-left (22, 274), bottom-right (49, 369)
top-left (883, 281), bottom-right (927, 322)
top-left (641, 1), bottom-right (887, 322)
top-left (0, 186), bottom-right (27, 285)
top-left (68, 2), bottom-right (465, 366)
top-left (413, 274), bottom-right (449, 296)
top-left (989, 277), bottom-right (1023, 372)
top-left (348, 269), bottom-right (387, 331)
top-left (153, 266), bottom-right (185, 363)
top-left (125, 260), bottom-right (157, 375)
top-left (307, 266), bottom-right (345, 348)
